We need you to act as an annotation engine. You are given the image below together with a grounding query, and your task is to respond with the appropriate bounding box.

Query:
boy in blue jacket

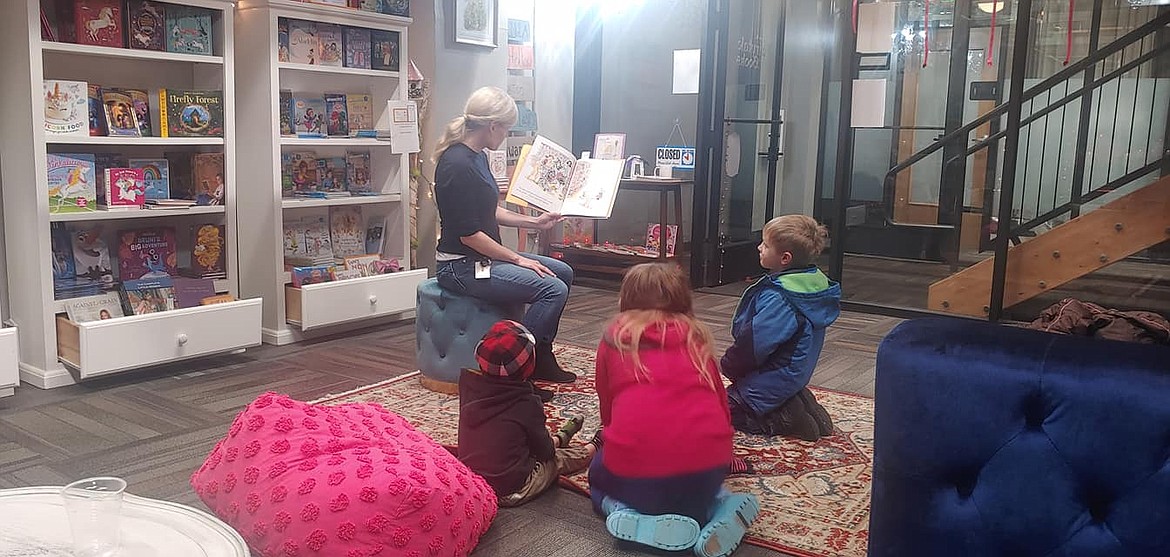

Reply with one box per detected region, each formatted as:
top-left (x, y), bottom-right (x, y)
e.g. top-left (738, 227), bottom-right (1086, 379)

top-left (721, 215), bottom-right (841, 441)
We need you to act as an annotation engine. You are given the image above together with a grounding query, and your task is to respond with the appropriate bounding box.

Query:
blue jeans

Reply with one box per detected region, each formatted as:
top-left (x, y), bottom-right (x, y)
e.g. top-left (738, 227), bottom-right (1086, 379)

top-left (435, 253), bottom-right (573, 343)
top-left (588, 447), bottom-right (728, 523)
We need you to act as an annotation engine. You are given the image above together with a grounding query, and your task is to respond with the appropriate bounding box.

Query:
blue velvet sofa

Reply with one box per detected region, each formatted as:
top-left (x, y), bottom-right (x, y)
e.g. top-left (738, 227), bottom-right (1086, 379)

top-left (870, 318), bottom-right (1170, 556)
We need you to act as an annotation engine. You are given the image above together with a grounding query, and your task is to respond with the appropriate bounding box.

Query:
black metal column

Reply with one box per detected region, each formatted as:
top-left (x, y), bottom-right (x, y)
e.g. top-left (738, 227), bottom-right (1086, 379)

top-left (1160, 6), bottom-right (1170, 178)
top-left (829, 0), bottom-right (858, 282)
top-left (989, 0), bottom-right (1034, 321)
top-left (690, 0), bottom-right (730, 287)
top-left (1068, 0), bottom-right (1104, 216)
top-left (571, 5), bottom-right (603, 157)
top-left (938, 0), bottom-right (974, 231)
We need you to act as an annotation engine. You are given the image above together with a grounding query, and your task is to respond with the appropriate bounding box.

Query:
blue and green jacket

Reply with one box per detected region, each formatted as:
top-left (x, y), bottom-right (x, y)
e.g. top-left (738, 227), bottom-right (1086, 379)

top-left (721, 266), bottom-right (841, 417)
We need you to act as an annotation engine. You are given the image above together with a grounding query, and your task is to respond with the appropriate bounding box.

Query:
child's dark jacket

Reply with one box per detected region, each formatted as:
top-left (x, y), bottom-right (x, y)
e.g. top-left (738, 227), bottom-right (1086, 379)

top-left (721, 265), bottom-right (841, 416)
top-left (457, 369), bottom-right (554, 495)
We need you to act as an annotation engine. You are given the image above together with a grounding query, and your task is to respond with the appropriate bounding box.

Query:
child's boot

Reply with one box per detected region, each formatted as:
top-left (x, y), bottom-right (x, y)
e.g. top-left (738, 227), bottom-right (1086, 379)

top-left (555, 415), bottom-right (584, 447)
top-left (606, 508), bottom-right (701, 552)
top-left (694, 492), bottom-right (760, 557)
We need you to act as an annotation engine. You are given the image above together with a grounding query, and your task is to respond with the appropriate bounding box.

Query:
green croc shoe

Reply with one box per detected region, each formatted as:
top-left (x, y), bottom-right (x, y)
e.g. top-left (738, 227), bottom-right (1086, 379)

top-left (694, 493), bottom-right (760, 557)
top-left (605, 508), bottom-right (701, 551)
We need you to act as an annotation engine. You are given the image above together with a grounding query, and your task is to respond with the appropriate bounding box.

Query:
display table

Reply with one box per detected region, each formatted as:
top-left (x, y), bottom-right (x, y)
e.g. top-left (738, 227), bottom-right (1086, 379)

top-left (551, 177), bottom-right (689, 276)
top-left (0, 487), bottom-right (249, 556)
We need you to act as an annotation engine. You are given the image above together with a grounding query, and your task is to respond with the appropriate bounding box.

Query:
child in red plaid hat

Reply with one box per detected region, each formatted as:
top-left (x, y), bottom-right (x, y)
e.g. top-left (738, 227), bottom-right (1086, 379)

top-left (590, 263), bottom-right (759, 557)
top-left (457, 320), bottom-right (598, 506)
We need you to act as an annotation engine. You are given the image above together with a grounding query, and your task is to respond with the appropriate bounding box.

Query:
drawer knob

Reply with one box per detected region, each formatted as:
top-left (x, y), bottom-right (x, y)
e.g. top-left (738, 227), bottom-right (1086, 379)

top-left (369, 295), bottom-right (378, 305)
top-left (177, 333), bottom-right (189, 346)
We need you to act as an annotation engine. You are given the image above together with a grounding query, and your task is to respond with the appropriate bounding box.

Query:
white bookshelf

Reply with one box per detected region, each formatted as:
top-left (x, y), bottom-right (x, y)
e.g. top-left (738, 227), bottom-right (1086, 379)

top-left (0, 0), bottom-right (262, 389)
top-left (236, 0), bottom-right (419, 346)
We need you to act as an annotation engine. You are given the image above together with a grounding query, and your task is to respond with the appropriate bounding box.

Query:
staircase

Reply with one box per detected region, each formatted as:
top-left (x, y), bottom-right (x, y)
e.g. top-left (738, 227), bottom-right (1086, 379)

top-left (928, 174), bottom-right (1170, 316)
top-left (881, 4), bottom-right (1170, 318)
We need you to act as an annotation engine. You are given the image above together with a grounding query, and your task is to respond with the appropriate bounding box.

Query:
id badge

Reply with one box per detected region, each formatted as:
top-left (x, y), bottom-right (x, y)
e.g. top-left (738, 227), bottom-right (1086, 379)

top-left (474, 260), bottom-right (491, 279)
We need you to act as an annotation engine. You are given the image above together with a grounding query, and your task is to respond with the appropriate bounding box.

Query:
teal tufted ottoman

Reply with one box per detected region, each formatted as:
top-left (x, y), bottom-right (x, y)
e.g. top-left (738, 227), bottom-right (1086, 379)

top-left (415, 278), bottom-right (523, 393)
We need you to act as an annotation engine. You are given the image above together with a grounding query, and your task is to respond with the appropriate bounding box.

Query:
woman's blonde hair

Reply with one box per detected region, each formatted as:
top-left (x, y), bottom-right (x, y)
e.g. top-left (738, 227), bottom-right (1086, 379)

top-left (605, 263), bottom-right (718, 389)
top-left (432, 86), bottom-right (518, 163)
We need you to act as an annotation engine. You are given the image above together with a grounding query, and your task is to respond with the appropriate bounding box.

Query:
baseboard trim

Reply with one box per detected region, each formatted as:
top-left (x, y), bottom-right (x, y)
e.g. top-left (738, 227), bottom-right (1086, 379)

top-left (263, 312), bottom-right (417, 346)
top-left (19, 361), bottom-right (77, 389)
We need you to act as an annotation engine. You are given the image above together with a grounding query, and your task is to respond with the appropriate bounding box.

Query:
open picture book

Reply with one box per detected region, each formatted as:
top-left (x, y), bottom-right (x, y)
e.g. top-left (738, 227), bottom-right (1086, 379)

top-left (503, 135), bottom-right (625, 218)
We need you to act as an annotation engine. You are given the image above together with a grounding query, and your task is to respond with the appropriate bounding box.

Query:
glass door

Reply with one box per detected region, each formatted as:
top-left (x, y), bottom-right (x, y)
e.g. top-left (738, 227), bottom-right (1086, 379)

top-left (692, 0), bottom-right (789, 286)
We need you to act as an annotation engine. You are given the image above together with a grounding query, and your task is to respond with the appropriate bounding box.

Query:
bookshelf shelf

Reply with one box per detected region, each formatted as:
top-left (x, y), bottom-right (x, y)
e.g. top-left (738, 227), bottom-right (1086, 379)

top-left (279, 137), bottom-right (391, 147)
top-left (281, 194), bottom-right (402, 208)
top-left (45, 136), bottom-right (225, 146)
top-left (237, 0), bottom-right (414, 346)
top-left (277, 62), bottom-right (399, 79)
top-left (49, 206), bottom-right (226, 223)
top-left (1, 0), bottom-right (256, 389)
top-left (41, 41), bottom-right (225, 65)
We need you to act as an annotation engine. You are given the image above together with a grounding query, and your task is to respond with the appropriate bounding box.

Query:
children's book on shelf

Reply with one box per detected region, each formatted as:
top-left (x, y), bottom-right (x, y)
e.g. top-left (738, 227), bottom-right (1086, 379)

top-left (118, 226), bottom-right (178, 280)
top-left (325, 94), bottom-right (348, 137)
top-left (646, 224), bottom-right (679, 257)
top-left (318, 157), bottom-right (347, 192)
top-left (75, 0), bottom-right (124, 48)
top-left (191, 224), bottom-right (227, 279)
top-left (44, 80), bottom-right (88, 137)
top-left (123, 277), bottom-right (176, 315)
top-left (101, 168), bottom-right (146, 210)
top-left (51, 223), bottom-right (76, 281)
top-left (294, 97), bottom-right (327, 137)
top-left (343, 254), bottom-right (379, 277)
top-left (332, 268), bottom-right (363, 281)
top-left (192, 153), bottom-right (225, 205)
top-left (70, 225), bottom-right (115, 283)
top-left (284, 216), bottom-right (334, 266)
top-left (288, 152), bottom-right (318, 193)
top-left (505, 136), bottom-right (626, 218)
top-left (291, 266), bottom-right (334, 287)
top-left (159, 90), bottom-right (224, 137)
top-left (101, 90), bottom-right (141, 137)
top-left (279, 90), bottom-right (294, 136)
top-left (329, 206), bottom-right (364, 259)
top-left (172, 277), bottom-right (217, 309)
top-left (127, 89), bottom-right (153, 136)
top-left (64, 292), bottom-right (125, 322)
top-left (344, 27), bottom-right (371, 69)
top-left (87, 84), bottom-right (106, 136)
top-left (365, 217), bottom-right (385, 254)
top-left (277, 18), bottom-right (290, 62)
top-left (47, 154), bottom-right (97, 213)
top-left (361, 0), bottom-right (409, 17)
top-left (127, 0), bottom-right (166, 51)
top-left (346, 151), bottom-right (372, 194)
top-left (163, 151), bottom-right (194, 200)
top-left (201, 294), bottom-right (235, 305)
top-left (562, 218), bottom-right (594, 245)
top-left (345, 94), bottom-right (374, 136)
top-left (371, 30), bottom-right (400, 72)
top-left (488, 150), bottom-right (507, 183)
top-left (41, 5), bottom-right (57, 42)
top-left (317, 24), bottom-right (343, 67)
top-left (128, 159), bottom-right (170, 200)
top-left (289, 20), bottom-right (317, 65)
top-left (165, 6), bottom-right (213, 55)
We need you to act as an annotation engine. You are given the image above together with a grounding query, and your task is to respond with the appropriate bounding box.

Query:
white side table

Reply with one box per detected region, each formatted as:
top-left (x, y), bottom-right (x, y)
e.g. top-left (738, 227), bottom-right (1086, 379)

top-left (0, 487), bottom-right (249, 556)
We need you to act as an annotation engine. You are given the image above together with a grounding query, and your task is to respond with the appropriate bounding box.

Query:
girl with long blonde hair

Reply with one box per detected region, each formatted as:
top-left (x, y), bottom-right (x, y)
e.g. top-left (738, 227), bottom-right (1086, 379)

top-left (432, 87), bottom-right (575, 390)
top-left (589, 263), bottom-right (759, 557)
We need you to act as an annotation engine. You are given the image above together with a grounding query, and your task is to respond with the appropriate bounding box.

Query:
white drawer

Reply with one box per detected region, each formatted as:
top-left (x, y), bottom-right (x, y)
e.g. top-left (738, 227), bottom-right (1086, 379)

top-left (0, 327), bottom-right (17, 392)
top-left (286, 269), bottom-right (426, 331)
top-left (56, 299), bottom-right (263, 379)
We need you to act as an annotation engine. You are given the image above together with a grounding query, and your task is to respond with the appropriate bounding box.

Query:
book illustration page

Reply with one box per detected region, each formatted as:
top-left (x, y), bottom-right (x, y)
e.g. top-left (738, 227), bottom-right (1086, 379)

top-left (509, 136), bottom-right (576, 213)
top-left (558, 159), bottom-right (625, 219)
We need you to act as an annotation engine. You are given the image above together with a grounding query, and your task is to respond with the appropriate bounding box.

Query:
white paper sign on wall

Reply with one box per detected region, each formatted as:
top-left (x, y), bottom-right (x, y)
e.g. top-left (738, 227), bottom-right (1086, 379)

top-left (656, 145), bottom-right (696, 170)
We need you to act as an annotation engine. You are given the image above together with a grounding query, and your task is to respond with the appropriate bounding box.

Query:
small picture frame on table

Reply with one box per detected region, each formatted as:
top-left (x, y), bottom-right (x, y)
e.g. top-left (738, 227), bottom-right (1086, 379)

top-left (592, 133), bottom-right (627, 160)
top-left (453, 0), bottom-right (497, 48)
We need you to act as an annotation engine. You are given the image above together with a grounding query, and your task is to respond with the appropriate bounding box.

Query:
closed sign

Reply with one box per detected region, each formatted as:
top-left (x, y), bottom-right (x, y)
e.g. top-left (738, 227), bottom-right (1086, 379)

top-left (656, 145), bottom-right (696, 170)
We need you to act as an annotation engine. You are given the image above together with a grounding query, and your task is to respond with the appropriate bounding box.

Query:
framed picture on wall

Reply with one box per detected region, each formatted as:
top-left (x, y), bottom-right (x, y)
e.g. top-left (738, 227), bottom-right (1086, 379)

top-left (454, 0), bottom-right (497, 48)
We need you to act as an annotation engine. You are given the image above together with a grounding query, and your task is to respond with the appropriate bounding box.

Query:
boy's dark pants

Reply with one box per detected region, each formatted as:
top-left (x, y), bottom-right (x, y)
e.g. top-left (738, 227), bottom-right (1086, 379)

top-left (498, 446), bottom-right (593, 507)
top-left (730, 387), bottom-right (834, 441)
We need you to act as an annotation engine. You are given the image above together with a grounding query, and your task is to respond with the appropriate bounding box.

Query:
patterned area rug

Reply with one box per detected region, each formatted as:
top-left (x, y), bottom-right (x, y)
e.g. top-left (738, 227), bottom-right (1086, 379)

top-left (314, 344), bottom-right (872, 557)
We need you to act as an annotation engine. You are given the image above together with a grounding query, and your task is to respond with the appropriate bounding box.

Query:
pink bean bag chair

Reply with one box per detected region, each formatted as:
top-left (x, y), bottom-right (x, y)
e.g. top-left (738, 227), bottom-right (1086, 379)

top-left (191, 392), bottom-right (497, 557)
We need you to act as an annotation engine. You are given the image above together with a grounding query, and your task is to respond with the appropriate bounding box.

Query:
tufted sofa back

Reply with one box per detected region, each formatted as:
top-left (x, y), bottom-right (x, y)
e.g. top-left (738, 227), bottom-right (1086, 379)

top-left (869, 318), bottom-right (1170, 557)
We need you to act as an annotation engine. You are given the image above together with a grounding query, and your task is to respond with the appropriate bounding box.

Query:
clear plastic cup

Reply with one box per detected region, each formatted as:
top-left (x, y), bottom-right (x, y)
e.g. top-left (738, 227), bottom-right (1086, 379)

top-left (60, 477), bottom-right (127, 557)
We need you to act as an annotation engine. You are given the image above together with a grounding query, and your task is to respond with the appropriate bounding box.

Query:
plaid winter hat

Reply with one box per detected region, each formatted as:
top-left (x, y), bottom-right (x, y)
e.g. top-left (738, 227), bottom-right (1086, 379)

top-left (475, 320), bottom-right (537, 381)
